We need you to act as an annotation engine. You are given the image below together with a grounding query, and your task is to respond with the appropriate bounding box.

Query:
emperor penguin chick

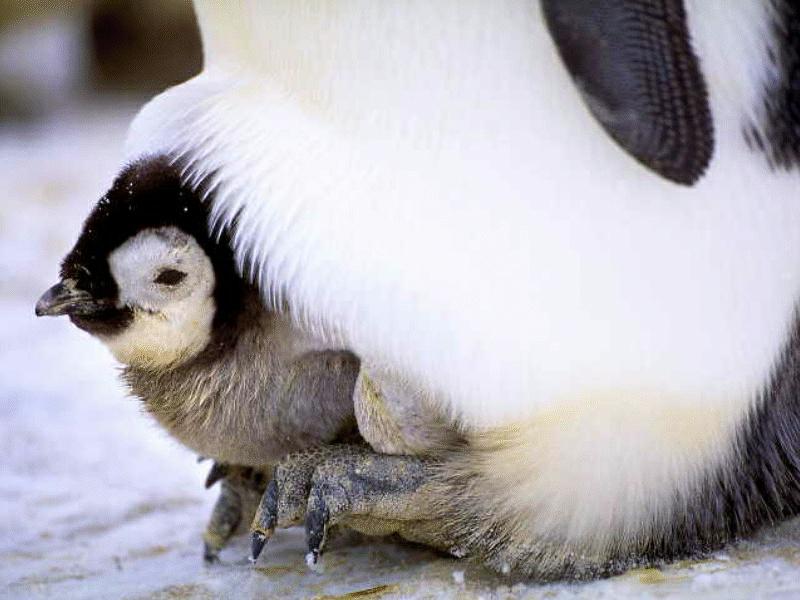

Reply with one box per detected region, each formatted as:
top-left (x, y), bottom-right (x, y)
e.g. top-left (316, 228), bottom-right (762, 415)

top-left (35, 156), bottom-right (360, 559)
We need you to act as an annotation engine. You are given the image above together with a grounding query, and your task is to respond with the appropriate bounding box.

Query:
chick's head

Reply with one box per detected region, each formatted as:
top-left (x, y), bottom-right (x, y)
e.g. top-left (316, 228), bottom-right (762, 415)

top-left (36, 156), bottom-right (243, 369)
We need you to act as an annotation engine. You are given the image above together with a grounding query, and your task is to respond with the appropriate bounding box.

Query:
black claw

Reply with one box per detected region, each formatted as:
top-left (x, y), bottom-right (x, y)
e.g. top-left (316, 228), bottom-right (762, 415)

top-left (249, 480), bottom-right (278, 564)
top-left (250, 532), bottom-right (267, 563)
top-left (203, 542), bottom-right (220, 564)
top-left (205, 462), bottom-right (229, 489)
top-left (305, 499), bottom-right (328, 564)
top-left (306, 548), bottom-right (321, 568)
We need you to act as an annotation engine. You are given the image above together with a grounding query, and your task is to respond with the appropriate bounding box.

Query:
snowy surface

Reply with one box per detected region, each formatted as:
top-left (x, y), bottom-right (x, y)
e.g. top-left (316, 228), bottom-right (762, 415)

top-left (3, 105), bottom-right (800, 600)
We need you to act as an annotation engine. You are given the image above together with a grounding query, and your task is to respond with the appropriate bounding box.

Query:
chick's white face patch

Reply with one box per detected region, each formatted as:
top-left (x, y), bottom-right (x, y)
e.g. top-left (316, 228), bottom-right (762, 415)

top-left (104, 226), bottom-right (216, 368)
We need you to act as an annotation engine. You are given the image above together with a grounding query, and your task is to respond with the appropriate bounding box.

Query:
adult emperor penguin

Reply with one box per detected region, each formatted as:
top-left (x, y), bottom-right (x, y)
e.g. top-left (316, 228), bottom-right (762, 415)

top-left (54, 0), bottom-right (800, 579)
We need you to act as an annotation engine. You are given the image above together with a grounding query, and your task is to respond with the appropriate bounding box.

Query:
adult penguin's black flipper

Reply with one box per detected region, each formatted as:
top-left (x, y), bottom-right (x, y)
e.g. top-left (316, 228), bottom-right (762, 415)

top-left (541, 0), bottom-right (714, 185)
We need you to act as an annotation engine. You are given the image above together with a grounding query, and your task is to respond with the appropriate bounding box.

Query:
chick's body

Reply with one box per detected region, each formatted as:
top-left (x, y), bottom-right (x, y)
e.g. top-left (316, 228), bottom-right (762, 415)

top-left (124, 288), bottom-right (359, 467)
top-left (37, 157), bottom-right (360, 468)
top-left (36, 158), bottom-right (370, 560)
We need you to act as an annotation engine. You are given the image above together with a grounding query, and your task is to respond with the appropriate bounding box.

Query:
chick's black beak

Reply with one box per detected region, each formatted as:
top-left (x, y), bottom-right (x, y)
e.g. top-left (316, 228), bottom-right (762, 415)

top-left (35, 280), bottom-right (98, 317)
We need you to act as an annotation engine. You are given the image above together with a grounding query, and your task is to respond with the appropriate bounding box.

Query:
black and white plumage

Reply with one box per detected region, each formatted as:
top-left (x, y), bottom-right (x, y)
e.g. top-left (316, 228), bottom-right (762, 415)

top-left (39, 0), bottom-right (800, 579)
top-left (541, 0), bottom-right (714, 184)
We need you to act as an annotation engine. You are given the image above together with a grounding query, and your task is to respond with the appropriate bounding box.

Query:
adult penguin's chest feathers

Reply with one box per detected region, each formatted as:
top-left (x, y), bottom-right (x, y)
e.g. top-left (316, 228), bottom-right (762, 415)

top-left (126, 1), bottom-right (800, 427)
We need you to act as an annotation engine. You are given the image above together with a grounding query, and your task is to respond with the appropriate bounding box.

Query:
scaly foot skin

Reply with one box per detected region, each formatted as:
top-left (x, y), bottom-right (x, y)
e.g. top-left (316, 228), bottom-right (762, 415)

top-left (249, 444), bottom-right (445, 568)
top-left (203, 462), bottom-right (270, 563)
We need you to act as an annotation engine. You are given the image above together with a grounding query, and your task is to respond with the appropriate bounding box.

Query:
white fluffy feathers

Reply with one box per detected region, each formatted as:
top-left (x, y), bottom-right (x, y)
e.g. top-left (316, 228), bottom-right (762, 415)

top-left (126, 1), bottom-right (799, 430)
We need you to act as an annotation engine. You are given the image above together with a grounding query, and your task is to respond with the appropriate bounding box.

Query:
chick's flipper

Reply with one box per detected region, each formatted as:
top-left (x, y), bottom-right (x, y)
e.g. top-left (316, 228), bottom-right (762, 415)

top-left (203, 462), bottom-right (270, 563)
top-left (249, 444), bottom-right (443, 568)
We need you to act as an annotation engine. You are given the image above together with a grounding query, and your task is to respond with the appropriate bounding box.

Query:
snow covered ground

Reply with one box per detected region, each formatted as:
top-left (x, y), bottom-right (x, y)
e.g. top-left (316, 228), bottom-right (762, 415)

top-left (2, 105), bottom-right (800, 600)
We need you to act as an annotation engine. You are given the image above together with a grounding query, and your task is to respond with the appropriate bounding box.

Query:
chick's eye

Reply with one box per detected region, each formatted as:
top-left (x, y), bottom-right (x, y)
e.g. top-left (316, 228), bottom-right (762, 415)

top-left (154, 269), bottom-right (187, 286)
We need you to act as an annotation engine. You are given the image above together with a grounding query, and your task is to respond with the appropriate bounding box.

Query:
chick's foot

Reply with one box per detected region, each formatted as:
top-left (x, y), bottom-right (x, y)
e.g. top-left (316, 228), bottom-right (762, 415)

top-left (203, 462), bottom-right (270, 562)
top-left (249, 444), bottom-right (443, 568)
